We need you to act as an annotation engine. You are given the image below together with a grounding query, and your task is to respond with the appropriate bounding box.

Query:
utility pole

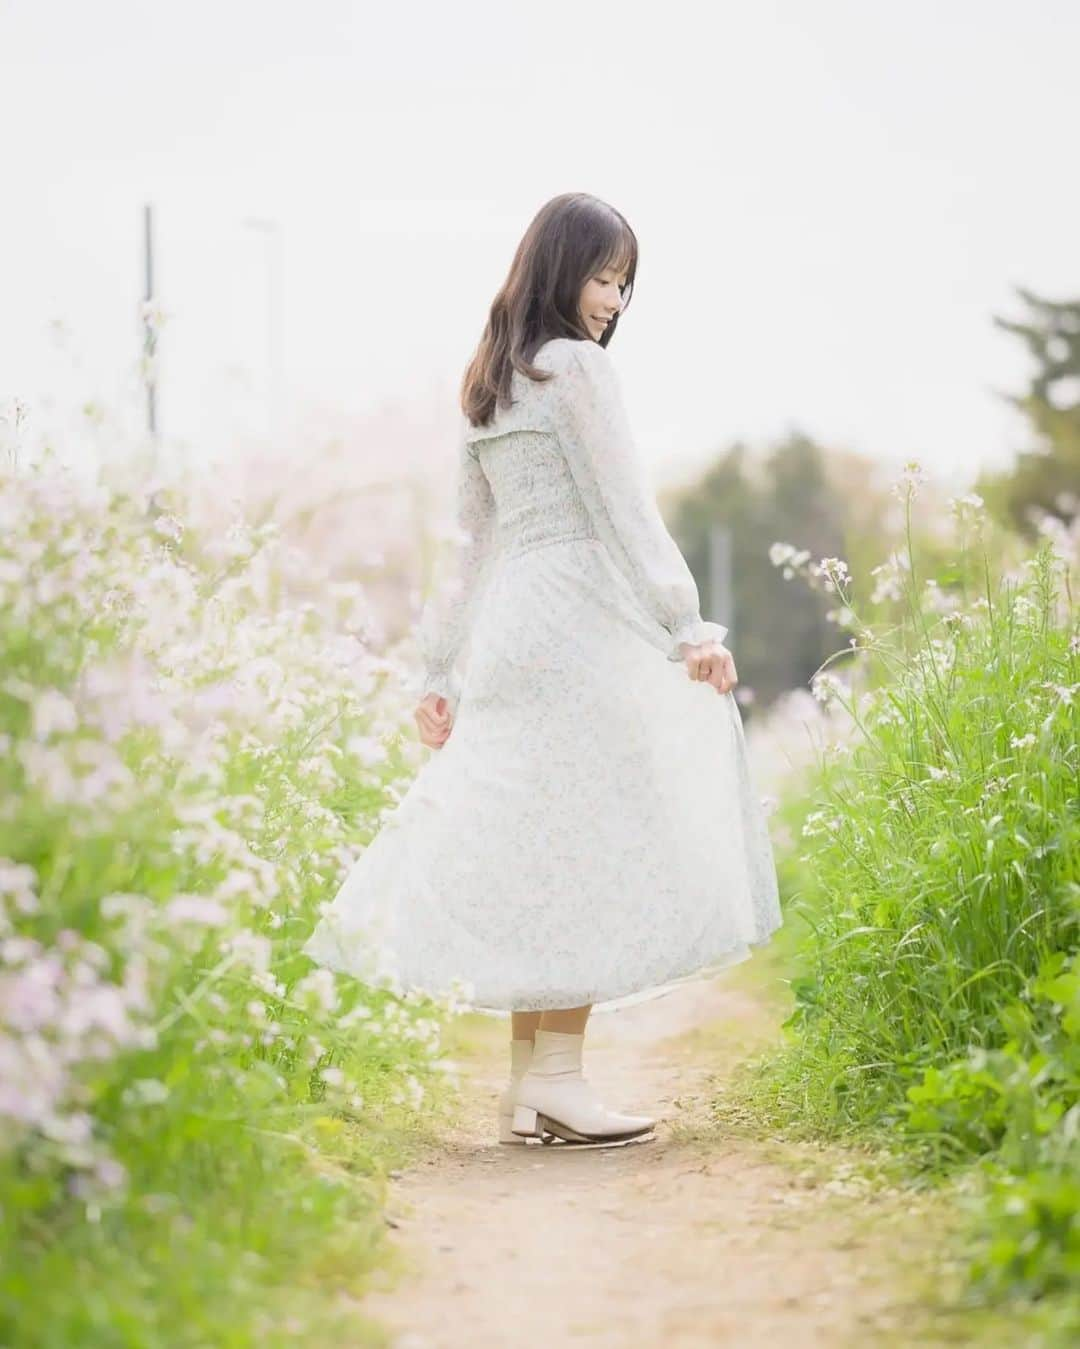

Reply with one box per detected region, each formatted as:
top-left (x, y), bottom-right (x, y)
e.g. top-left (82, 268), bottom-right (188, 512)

top-left (142, 202), bottom-right (158, 440)
top-left (708, 522), bottom-right (734, 635)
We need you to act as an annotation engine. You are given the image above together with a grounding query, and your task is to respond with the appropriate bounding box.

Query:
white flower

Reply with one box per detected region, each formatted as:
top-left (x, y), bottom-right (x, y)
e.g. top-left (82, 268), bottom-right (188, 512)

top-left (801, 809), bottom-right (843, 838)
top-left (94, 1157), bottom-right (128, 1190)
top-left (294, 967), bottom-right (339, 1015)
top-left (817, 557), bottom-right (851, 591)
top-left (947, 492), bottom-right (985, 518)
top-left (810, 671), bottom-right (850, 706)
top-left (869, 551), bottom-right (910, 605)
top-left (224, 931), bottom-right (273, 973)
top-left (889, 460), bottom-right (929, 501)
top-left (121, 1078), bottom-right (170, 1107)
top-left (346, 734), bottom-right (388, 767)
top-left (164, 895), bottom-right (229, 926)
top-left (32, 689), bottom-right (79, 740)
top-left (153, 513), bottom-right (185, 543)
top-left (0, 860), bottom-right (38, 909)
top-left (1009, 733), bottom-right (1036, 750)
top-left (1040, 681), bottom-right (1079, 707)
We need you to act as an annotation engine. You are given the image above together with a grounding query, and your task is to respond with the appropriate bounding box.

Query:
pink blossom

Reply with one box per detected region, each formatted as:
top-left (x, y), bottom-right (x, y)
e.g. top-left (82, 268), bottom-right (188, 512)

top-left (164, 895), bottom-right (229, 927)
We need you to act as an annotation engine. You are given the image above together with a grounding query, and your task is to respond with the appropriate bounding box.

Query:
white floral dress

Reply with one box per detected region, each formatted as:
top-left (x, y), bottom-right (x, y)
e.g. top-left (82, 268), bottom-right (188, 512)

top-left (303, 337), bottom-right (782, 1016)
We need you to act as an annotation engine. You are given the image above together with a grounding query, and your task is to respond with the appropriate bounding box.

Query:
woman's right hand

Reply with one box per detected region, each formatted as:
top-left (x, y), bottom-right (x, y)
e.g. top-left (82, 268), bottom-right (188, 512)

top-left (414, 693), bottom-right (454, 749)
top-left (679, 639), bottom-right (738, 695)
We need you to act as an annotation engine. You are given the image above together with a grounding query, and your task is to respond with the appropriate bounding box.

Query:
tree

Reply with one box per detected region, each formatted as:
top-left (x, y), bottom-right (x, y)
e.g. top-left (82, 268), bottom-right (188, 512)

top-left (669, 432), bottom-right (849, 710)
top-left (978, 288), bottom-right (1080, 536)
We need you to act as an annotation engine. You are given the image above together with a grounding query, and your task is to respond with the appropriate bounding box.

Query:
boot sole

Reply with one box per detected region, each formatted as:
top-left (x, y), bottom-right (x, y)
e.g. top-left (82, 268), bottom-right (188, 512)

top-left (512, 1104), bottom-right (655, 1145)
top-left (540, 1133), bottom-right (655, 1149)
top-left (540, 1117), bottom-right (655, 1145)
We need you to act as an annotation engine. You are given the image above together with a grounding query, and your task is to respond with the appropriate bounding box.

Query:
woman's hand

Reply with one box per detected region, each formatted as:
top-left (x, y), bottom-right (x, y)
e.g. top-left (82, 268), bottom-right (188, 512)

top-left (679, 639), bottom-right (738, 695)
top-left (415, 693), bottom-right (454, 749)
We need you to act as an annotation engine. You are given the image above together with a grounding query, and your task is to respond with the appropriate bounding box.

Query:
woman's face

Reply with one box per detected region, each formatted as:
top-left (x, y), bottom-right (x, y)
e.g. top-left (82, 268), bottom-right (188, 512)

top-left (578, 260), bottom-right (628, 341)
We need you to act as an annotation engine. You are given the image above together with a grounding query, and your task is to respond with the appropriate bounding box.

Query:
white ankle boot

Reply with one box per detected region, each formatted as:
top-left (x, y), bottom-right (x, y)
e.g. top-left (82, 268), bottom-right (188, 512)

top-left (510, 1029), bottom-right (656, 1144)
top-left (497, 1037), bottom-right (536, 1144)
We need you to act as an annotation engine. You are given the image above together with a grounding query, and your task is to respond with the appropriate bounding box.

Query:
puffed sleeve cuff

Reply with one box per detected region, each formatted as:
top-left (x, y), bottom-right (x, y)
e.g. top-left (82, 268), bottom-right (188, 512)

top-left (418, 665), bottom-right (462, 708)
top-left (666, 617), bottom-right (729, 660)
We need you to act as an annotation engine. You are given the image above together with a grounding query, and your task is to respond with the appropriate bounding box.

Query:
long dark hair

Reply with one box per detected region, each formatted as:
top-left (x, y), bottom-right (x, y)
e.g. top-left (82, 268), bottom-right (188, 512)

top-left (461, 193), bottom-right (638, 429)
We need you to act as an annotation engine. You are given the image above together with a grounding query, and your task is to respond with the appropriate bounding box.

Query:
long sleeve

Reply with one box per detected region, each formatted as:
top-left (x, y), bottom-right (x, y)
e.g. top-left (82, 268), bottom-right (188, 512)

top-left (413, 430), bottom-right (497, 709)
top-left (547, 340), bottom-right (728, 659)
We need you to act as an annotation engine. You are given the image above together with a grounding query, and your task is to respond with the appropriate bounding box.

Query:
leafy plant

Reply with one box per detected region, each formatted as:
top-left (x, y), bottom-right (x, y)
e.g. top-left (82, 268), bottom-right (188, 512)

top-left (738, 464), bottom-right (1080, 1318)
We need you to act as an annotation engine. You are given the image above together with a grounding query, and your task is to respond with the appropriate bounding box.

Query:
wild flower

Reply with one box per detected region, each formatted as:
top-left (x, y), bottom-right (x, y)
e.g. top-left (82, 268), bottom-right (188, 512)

top-left (31, 690), bottom-right (79, 740)
top-left (801, 809), bottom-right (843, 838)
top-left (0, 861), bottom-right (39, 919)
top-left (810, 671), bottom-right (851, 706)
top-left (812, 556), bottom-right (851, 592)
top-left (294, 967), bottom-right (340, 1016)
top-left (1040, 681), bottom-right (1079, 707)
top-left (869, 551), bottom-right (910, 604)
top-left (947, 492), bottom-right (986, 523)
top-left (164, 895), bottom-right (233, 930)
top-left (121, 1079), bottom-right (170, 1107)
top-left (1028, 505), bottom-right (1080, 564)
top-left (768, 541), bottom-right (812, 580)
top-left (889, 459), bottom-right (929, 501)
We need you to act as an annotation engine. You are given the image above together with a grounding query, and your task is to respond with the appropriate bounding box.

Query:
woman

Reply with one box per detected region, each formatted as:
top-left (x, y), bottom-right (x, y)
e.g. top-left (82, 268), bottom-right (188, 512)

top-left (303, 192), bottom-right (782, 1148)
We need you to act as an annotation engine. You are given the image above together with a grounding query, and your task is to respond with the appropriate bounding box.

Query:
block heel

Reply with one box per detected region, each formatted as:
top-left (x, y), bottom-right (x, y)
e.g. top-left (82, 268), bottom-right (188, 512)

top-left (499, 1107), bottom-right (527, 1144)
top-left (511, 1104), bottom-right (543, 1138)
top-left (497, 1037), bottom-right (536, 1144)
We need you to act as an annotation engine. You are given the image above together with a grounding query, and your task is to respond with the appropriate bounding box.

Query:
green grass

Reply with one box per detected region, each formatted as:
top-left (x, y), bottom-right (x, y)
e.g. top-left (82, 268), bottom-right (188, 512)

top-left (734, 482), bottom-right (1080, 1340)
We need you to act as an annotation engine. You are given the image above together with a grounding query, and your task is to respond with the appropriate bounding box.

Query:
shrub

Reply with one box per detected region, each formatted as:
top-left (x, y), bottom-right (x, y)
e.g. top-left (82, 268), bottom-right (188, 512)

top-left (750, 467), bottom-right (1079, 1312)
top-left (0, 460), bottom-right (454, 1345)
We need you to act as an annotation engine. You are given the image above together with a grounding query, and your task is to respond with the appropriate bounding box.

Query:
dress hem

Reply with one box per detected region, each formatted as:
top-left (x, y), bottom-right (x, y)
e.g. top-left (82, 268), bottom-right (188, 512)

top-left (302, 925), bottom-right (781, 1021)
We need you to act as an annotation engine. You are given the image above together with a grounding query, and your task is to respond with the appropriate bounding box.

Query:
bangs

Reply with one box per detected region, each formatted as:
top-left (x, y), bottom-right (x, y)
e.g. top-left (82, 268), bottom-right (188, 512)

top-left (600, 227), bottom-right (635, 280)
top-left (602, 246), bottom-right (634, 279)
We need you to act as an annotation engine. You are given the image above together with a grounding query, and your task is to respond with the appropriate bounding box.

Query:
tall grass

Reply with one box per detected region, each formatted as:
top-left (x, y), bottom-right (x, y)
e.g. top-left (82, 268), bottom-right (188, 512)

top-left (0, 457), bottom-right (459, 1346)
top-left (747, 471), bottom-right (1079, 1320)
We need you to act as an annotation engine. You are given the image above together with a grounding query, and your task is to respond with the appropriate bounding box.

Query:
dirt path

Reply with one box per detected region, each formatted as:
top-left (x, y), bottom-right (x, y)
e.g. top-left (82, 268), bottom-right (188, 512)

top-left (359, 973), bottom-right (962, 1349)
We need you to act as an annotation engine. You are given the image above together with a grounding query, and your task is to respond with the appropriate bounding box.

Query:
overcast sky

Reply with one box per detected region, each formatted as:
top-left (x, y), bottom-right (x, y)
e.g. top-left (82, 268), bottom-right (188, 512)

top-left (1, 0), bottom-right (1077, 489)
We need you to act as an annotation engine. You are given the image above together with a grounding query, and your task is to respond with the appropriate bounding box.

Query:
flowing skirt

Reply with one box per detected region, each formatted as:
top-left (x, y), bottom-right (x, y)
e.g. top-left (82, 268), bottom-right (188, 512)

top-left (302, 536), bottom-right (783, 1017)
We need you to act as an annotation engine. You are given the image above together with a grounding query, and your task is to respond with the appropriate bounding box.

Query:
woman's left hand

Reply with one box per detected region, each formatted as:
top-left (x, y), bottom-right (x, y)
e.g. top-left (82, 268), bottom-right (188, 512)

top-left (679, 639), bottom-right (738, 695)
top-left (415, 693), bottom-right (454, 748)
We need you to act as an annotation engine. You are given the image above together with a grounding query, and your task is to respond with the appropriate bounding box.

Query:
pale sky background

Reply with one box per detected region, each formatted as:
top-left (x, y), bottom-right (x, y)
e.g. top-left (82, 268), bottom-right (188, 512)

top-left (1, 0), bottom-right (1077, 490)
